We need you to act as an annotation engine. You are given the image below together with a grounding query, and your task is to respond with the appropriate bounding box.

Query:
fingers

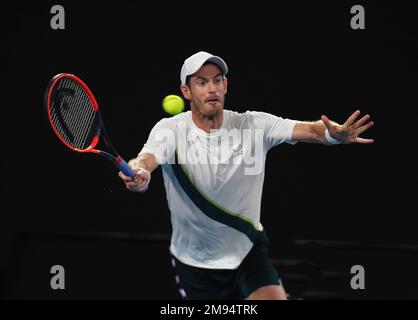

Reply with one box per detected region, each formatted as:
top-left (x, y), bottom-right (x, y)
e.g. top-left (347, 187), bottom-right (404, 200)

top-left (118, 171), bottom-right (133, 182)
top-left (321, 115), bottom-right (332, 129)
top-left (126, 179), bottom-right (149, 192)
top-left (355, 137), bottom-right (374, 144)
top-left (352, 114), bottom-right (370, 129)
top-left (355, 120), bottom-right (374, 136)
top-left (345, 110), bottom-right (361, 127)
top-left (118, 168), bottom-right (151, 193)
top-left (119, 168), bottom-right (147, 180)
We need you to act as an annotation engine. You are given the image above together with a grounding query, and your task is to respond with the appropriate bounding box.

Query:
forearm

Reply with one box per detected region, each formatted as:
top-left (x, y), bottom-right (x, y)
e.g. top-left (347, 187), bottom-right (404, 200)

top-left (292, 120), bottom-right (337, 145)
top-left (309, 121), bottom-right (328, 144)
top-left (292, 120), bottom-right (325, 144)
top-left (128, 153), bottom-right (159, 173)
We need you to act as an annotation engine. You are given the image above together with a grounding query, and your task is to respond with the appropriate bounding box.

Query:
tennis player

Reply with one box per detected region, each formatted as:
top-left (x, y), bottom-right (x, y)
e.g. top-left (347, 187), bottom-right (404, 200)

top-left (119, 51), bottom-right (374, 300)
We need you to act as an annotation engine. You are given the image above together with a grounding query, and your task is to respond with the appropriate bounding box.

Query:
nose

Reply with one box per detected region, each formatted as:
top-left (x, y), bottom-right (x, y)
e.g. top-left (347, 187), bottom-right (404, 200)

top-left (208, 80), bottom-right (217, 92)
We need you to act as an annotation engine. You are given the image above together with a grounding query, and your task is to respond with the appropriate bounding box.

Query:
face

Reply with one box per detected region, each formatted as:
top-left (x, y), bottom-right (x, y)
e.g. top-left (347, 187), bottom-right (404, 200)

top-left (180, 64), bottom-right (228, 118)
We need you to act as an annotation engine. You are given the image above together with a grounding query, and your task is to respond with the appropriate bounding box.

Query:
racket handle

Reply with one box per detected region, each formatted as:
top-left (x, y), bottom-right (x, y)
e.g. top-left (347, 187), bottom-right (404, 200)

top-left (116, 158), bottom-right (136, 178)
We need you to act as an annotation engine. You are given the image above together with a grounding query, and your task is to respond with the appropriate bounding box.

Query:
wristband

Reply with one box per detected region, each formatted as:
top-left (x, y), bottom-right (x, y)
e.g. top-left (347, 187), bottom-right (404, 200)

top-left (325, 129), bottom-right (341, 145)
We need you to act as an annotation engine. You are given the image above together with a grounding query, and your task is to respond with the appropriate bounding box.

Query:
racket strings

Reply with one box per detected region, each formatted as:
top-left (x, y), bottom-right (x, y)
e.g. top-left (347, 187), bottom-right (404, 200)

top-left (49, 77), bottom-right (100, 150)
top-left (59, 78), bottom-right (95, 149)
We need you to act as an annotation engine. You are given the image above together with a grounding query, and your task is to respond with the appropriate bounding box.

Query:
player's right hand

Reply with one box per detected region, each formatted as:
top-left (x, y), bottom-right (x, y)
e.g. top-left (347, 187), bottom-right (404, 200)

top-left (119, 168), bottom-right (151, 193)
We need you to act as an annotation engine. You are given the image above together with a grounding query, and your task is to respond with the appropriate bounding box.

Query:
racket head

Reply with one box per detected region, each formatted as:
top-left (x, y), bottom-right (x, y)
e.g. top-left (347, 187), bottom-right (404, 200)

top-left (45, 73), bottom-right (136, 178)
top-left (45, 73), bottom-right (102, 153)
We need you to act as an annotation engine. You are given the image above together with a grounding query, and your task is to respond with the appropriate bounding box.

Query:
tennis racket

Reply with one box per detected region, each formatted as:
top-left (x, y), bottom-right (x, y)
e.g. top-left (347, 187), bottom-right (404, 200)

top-left (45, 73), bottom-right (136, 178)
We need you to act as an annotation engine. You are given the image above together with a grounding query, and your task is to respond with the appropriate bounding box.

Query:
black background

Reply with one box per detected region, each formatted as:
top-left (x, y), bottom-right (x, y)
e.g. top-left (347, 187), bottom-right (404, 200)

top-left (2, 1), bottom-right (418, 299)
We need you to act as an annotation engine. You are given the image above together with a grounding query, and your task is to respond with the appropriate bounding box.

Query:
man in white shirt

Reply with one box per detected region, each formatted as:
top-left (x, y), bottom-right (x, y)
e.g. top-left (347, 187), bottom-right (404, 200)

top-left (119, 51), bottom-right (374, 300)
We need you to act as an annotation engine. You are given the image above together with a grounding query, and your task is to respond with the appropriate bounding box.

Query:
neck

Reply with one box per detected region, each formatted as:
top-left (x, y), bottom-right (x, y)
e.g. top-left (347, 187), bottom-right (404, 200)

top-left (191, 108), bottom-right (224, 133)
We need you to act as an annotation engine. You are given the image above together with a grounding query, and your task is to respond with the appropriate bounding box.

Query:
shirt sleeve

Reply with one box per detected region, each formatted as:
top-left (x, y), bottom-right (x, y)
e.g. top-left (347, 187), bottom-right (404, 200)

top-left (138, 118), bottom-right (177, 165)
top-left (248, 111), bottom-right (298, 151)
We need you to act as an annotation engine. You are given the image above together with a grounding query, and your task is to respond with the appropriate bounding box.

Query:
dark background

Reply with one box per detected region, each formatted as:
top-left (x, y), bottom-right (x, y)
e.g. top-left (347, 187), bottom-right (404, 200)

top-left (2, 1), bottom-right (418, 299)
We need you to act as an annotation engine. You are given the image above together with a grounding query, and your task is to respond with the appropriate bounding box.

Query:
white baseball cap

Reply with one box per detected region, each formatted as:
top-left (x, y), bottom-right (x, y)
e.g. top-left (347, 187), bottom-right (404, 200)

top-left (180, 51), bottom-right (228, 85)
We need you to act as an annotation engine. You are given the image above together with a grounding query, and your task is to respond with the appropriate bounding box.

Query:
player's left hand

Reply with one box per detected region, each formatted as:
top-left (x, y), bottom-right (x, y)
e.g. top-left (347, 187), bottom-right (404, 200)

top-left (321, 110), bottom-right (374, 144)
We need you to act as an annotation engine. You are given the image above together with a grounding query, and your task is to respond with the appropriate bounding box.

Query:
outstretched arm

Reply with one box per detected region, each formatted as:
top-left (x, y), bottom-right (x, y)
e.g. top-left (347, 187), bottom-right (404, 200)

top-left (291, 110), bottom-right (374, 145)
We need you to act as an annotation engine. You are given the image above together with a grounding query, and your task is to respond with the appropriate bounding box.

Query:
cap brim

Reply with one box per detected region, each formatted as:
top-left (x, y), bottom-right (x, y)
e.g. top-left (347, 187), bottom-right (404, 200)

top-left (205, 56), bottom-right (228, 75)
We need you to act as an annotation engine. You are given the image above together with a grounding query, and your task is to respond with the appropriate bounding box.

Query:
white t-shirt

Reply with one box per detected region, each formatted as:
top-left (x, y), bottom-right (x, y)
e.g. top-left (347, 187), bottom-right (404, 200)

top-left (139, 109), bottom-right (297, 269)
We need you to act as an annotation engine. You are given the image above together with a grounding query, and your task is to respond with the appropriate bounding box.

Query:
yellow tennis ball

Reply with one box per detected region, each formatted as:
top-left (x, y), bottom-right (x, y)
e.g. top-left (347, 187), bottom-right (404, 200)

top-left (162, 95), bottom-right (185, 115)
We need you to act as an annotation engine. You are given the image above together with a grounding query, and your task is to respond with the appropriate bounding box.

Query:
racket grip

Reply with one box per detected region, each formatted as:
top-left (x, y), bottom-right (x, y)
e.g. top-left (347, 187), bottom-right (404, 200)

top-left (117, 158), bottom-right (136, 178)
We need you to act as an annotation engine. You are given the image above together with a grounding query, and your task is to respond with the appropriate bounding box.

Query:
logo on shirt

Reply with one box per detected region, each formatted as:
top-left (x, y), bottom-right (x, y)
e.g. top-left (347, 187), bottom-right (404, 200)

top-left (231, 144), bottom-right (244, 160)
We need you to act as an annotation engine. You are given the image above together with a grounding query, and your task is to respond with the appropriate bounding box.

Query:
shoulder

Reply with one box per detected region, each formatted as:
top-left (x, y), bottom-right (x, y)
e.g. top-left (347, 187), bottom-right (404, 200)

top-left (225, 109), bottom-right (277, 120)
top-left (225, 109), bottom-right (281, 128)
top-left (224, 109), bottom-right (258, 126)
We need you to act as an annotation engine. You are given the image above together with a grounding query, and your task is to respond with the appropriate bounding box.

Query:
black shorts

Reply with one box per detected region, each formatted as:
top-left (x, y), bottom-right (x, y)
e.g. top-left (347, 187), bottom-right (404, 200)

top-left (171, 230), bottom-right (281, 300)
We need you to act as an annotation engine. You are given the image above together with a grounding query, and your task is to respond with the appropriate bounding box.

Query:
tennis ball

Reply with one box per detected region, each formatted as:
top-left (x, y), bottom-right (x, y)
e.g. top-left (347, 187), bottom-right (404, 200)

top-left (162, 95), bottom-right (185, 115)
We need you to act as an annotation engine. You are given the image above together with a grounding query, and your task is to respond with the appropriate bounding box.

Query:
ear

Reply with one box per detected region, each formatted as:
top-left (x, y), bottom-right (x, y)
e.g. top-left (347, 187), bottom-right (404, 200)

top-left (223, 76), bottom-right (228, 95)
top-left (180, 84), bottom-right (192, 101)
